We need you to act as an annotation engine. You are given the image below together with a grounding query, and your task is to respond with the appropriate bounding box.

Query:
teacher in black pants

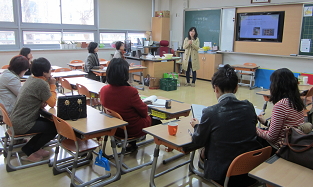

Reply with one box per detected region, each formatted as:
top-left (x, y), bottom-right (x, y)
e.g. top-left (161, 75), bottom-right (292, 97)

top-left (182, 27), bottom-right (200, 87)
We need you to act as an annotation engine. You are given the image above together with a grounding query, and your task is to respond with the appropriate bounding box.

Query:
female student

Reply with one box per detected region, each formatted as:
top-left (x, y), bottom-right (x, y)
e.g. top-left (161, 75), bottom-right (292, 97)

top-left (182, 27), bottom-right (200, 87)
top-left (99, 58), bottom-right (151, 153)
top-left (113, 41), bottom-right (125, 59)
top-left (19, 47), bottom-right (33, 75)
top-left (84, 42), bottom-right (104, 81)
top-left (0, 56), bottom-right (29, 115)
top-left (10, 57), bottom-right (57, 162)
top-left (257, 68), bottom-right (305, 149)
top-left (190, 64), bottom-right (262, 186)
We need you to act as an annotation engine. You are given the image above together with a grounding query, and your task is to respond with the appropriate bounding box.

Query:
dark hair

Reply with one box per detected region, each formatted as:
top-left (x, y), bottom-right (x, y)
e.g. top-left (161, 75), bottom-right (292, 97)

top-left (187, 27), bottom-right (198, 40)
top-left (19, 48), bottom-right (31, 60)
top-left (270, 68), bottom-right (304, 112)
top-left (211, 64), bottom-right (238, 93)
top-left (8, 55), bottom-right (30, 75)
top-left (115, 41), bottom-right (124, 50)
top-left (106, 58), bottom-right (130, 86)
top-left (31, 57), bottom-right (51, 77)
top-left (88, 42), bottom-right (98, 53)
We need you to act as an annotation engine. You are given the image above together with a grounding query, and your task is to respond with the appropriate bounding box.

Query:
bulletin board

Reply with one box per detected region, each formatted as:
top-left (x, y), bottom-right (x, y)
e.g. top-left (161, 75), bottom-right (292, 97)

top-left (299, 4), bottom-right (313, 56)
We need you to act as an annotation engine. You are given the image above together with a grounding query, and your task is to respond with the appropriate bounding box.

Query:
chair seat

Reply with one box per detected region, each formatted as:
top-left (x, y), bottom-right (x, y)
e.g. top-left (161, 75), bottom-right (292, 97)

top-left (61, 138), bottom-right (99, 152)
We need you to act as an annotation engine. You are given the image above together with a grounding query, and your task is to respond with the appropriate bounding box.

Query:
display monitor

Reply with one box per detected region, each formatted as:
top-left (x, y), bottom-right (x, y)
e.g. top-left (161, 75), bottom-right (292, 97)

top-left (236, 11), bottom-right (285, 42)
top-left (124, 40), bottom-right (131, 56)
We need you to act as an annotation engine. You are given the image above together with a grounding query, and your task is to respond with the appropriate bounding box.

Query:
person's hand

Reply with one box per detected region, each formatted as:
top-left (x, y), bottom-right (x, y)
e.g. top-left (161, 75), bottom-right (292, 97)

top-left (257, 113), bottom-right (267, 124)
top-left (41, 102), bottom-right (47, 109)
top-left (100, 65), bottom-right (104, 69)
top-left (48, 77), bottom-right (56, 85)
top-left (130, 63), bottom-right (134, 66)
top-left (188, 40), bottom-right (192, 45)
top-left (190, 118), bottom-right (199, 128)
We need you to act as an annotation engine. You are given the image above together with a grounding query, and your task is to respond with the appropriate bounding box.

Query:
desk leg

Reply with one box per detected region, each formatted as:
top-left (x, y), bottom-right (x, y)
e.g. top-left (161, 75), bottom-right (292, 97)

top-left (150, 144), bottom-right (160, 187)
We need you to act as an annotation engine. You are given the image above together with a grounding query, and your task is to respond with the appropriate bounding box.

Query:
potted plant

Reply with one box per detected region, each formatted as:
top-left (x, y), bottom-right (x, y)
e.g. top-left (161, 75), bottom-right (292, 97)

top-left (60, 40), bottom-right (66, 49)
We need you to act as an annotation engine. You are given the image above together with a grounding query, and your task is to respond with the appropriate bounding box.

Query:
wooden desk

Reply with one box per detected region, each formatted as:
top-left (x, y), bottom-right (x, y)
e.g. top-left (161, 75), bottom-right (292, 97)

top-left (147, 97), bottom-right (191, 120)
top-left (298, 84), bottom-right (313, 91)
top-left (52, 70), bottom-right (87, 78)
top-left (68, 61), bottom-right (108, 70)
top-left (46, 105), bottom-right (128, 186)
top-left (91, 66), bottom-right (147, 89)
top-left (249, 155), bottom-right (313, 187)
top-left (143, 117), bottom-right (203, 187)
top-left (65, 77), bottom-right (107, 94)
top-left (232, 64), bottom-right (259, 90)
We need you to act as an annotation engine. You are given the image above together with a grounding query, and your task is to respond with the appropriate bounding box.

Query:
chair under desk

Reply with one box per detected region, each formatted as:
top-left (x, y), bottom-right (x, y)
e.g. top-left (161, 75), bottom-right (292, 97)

top-left (46, 106), bottom-right (128, 186)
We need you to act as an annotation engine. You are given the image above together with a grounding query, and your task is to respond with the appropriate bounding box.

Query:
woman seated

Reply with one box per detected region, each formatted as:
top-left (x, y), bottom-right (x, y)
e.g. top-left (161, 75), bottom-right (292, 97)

top-left (19, 47), bottom-right (33, 75)
top-left (10, 57), bottom-right (57, 162)
top-left (113, 41), bottom-right (125, 59)
top-left (84, 42), bottom-right (105, 82)
top-left (99, 58), bottom-right (151, 152)
top-left (0, 56), bottom-right (29, 116)
top-left (257, 68), bottom-right (305, 149)
top-left (190, 64), bottom-right (262, 187)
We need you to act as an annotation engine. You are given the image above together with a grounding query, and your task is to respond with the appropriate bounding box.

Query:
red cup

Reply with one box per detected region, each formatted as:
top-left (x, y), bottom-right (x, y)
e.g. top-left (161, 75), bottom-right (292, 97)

top-left (168, 122), bottom-right (178, 136)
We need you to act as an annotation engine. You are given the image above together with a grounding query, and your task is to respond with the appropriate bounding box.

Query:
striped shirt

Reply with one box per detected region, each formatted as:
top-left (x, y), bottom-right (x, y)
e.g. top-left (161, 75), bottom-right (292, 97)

top-left (257, 98), bottom-right (304, 148)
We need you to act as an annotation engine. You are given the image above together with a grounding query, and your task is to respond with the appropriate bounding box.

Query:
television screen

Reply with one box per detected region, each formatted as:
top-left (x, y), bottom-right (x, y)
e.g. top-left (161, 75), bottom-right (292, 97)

top-left (236, 11), bottom-right (285, 42)
top-left (124, 40), bottom-right (131, 55)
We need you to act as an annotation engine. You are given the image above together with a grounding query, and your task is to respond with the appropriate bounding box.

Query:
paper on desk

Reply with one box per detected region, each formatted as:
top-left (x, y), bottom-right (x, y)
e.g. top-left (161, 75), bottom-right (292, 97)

top-left (191, 104), bottom-right (207, 121)
top-left (147, 105), bottom-right (165, 108)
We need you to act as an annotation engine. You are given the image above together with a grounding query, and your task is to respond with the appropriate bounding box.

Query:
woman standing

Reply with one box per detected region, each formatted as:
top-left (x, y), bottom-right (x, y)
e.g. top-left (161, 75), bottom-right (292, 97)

top-left (182, 27), bottom-right (200, 87)
top-left (19, 47), bottom-right (33, 75)
top-left (84, 42), bottom-right (104, 82)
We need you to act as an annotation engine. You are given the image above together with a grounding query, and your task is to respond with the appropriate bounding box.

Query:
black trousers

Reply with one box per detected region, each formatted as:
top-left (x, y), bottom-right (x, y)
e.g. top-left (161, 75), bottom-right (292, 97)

top-left (186, 60), bottom-right (196, 83)
top-left (21, 117), bottom-right (57, 156)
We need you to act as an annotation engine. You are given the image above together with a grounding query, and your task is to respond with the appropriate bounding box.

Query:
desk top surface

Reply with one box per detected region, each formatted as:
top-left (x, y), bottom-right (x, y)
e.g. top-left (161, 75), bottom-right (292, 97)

top-left (257, 85), bottom-right (312, 96)
top-left (68, 61), bottom-right (108, 67)
top-left (143, 117), bottom-right (193, 147)
top-left (65, 77), bottom-right (106, 94)
top-left (52, 70), bottom-right (87, 77)
top-left (146, 96), bottom-right (191, 115)
top-left (91, 66), bottom-right (147, 73)
top-left (249, 156), bottom-right (313, 187)
top-left (47, 105), bottom-right (127, 135)
top-left (126, 56), bottom-right (180, 62)
top-left (232, 64), bottom-right (259, 69)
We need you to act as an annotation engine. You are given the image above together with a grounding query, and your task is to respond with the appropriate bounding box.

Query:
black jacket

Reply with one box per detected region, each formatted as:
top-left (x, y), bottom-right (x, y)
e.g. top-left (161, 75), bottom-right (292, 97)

top-left (192, 96), bottom-right (262, 181)
top-left (85, 53), bottom-right (100, 81)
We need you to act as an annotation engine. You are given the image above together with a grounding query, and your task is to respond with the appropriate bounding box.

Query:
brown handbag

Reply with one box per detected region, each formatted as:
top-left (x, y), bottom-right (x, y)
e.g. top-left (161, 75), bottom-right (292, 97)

top-left (276, 127), bottom-right (313, 169)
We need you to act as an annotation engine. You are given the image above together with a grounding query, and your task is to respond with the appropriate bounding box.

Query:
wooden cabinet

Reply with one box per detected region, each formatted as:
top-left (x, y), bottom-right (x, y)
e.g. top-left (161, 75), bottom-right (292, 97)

top-left (152, 17), bottom-right (170, 41)
top-left (197, 54), bottom-right (222, 80)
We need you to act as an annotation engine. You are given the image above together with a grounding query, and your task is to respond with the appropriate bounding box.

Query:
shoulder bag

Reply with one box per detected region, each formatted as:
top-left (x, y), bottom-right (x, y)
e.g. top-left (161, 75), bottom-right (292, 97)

top-left (276, 127), bottom-right (313, 169)
top-left (57, 95), bottom-right (87, 121)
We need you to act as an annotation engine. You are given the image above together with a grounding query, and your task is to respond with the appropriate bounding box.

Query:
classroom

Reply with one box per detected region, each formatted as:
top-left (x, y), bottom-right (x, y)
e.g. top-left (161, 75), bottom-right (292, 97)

top-left (0, 0), bottom-right (312, 187)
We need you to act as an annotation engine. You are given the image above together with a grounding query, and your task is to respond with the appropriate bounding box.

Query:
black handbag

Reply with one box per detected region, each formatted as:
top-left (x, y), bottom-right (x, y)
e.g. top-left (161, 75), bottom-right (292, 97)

top-left (57, 95), bottom-right (87, 121)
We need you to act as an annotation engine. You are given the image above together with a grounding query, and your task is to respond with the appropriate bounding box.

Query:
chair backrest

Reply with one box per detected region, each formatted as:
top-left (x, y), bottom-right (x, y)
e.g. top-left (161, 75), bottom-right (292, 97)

top-left (54, 68), bottom-right (71, 72)
top-left (0, 103), bottom-right (12, 128)
top-left (52, 115), bottom-right (77, 141)
top-left (60, 78), bottom-right (73, 91)
top-left (1, 65), bottom-right (9, 69)
top-left (243, 63), bottom-right (257, 66)
top-left (103, 107), bottom-right (123, 120)
top-left (76, 83), bottom-right (91, 98)
top-left (70, 60), bottom-right (84, 64)
top-left (99, 58), bottom-right (106, 61)
top-left (226, 146), bottom-right (272, 178)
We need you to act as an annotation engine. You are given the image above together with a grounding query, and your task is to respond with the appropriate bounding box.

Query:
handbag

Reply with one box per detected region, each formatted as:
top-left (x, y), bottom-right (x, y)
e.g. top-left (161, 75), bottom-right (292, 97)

top-left (57, 95), bottom-right (87, 121)
top-left (276, 127), bottom-right (313, 169)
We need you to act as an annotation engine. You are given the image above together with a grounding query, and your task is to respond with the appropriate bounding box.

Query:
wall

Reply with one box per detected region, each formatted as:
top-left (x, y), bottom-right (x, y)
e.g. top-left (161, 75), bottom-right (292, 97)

top-left (158, 0), bottom-right (313, 73)
top-left (99, 0), bottom-right (152, 30)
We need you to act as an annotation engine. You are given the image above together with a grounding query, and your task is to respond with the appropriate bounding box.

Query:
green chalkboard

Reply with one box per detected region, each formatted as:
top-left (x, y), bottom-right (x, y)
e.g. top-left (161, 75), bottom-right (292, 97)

top-left (299, 4), bottom-right (313, 56)
top-left (184, 9), bottom-right (221, 48)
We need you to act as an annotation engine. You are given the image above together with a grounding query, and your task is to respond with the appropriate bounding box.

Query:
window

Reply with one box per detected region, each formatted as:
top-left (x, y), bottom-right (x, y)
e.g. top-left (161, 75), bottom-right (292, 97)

top-left (0, 0), bottom-right (14, 22)
top-left (100, 33), bottom-right (125, 44)
top-left (23, 31), bottom-right (61, 44)
top-left (61, 0), bottom-right (94, 25)
top-left (63, 32), bottom-right (94, 43)
top-left (21, 0), bottom-right (61, 24)
top-left (127, 33), bottom-right (146, 43)
top-left (0, 31), bottom-right (15, 45)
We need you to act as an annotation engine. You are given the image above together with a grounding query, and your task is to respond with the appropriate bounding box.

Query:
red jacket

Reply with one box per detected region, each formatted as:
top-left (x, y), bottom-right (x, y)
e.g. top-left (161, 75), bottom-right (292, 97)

top-left (100, 85), bottom-right (151, 138)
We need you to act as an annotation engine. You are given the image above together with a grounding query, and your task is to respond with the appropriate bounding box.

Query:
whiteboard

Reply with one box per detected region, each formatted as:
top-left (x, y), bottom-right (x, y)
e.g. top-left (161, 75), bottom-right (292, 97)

top-left (220, 8), bottom-right (236, 52)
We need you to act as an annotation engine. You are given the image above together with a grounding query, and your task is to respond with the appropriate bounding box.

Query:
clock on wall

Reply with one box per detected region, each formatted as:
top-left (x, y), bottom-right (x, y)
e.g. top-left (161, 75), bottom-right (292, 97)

top-left (251, 0), bottom-right (270, 3)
